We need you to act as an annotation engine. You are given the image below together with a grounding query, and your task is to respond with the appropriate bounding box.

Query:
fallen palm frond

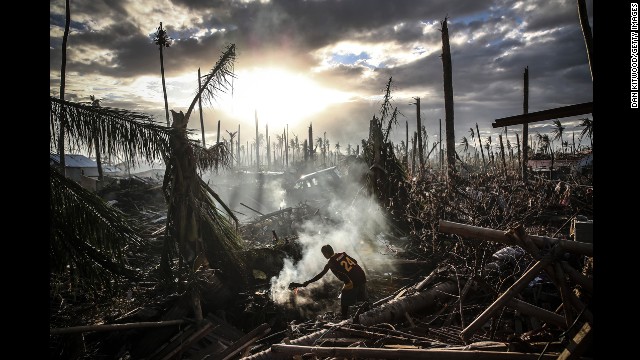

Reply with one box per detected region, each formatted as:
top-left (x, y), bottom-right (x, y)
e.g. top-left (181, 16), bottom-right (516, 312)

top-left (50, 165), bottom-right (144, 292)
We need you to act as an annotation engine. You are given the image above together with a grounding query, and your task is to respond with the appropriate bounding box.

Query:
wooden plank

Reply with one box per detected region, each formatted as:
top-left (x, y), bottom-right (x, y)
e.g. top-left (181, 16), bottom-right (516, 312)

top-left (492, 102), bottom-right (593, 128)
top-left (557, 322), bottom-right (592, 360)
top-left (271, 344), bottom-right (559, 359)
top-left (50, 320), bottom-right (188, 335)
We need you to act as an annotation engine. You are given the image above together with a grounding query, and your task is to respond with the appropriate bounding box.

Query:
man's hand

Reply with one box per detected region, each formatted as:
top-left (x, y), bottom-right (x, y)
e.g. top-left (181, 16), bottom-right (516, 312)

top-left (288, 282), bottom-right (305, 290)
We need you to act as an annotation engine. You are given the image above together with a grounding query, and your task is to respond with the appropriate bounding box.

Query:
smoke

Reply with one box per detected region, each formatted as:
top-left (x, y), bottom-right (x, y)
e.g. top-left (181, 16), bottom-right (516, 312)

top-left (269, 161), bottom-right (401, 316)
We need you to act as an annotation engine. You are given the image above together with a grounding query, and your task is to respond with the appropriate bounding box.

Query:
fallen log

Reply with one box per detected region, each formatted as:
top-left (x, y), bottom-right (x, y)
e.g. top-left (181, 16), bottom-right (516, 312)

top-left (241, 280), bottom-right (458, 360)
top-left (438, 220), bottom-right (592, 256)
top-left (50, 319), bottom-right (189, 335)
top-left (270, 344), bottom-right (559, 359)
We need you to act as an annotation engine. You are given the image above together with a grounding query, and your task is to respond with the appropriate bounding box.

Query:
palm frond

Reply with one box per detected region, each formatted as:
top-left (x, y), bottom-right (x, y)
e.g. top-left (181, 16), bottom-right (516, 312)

top-left (192, 141), bottom-right (233, 171)
top-left (50, 97), bottom-right (174, 165)
top-left (186, 44), bottom-right (236, 121)
top-left (50, 165), bottom-right (144, 291)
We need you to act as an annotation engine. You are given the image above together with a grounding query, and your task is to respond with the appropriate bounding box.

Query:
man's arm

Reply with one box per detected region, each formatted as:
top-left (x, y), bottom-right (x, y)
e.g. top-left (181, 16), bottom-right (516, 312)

top-left (304, 264), bottom-right (330, 286)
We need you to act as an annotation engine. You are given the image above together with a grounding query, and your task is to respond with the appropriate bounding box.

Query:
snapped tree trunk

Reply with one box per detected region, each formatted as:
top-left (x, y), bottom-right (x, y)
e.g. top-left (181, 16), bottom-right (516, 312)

top-left (441, 17), bottom-right (456, 183)
top-left (57, 0), bottom-right (71, 172)
top-left (577, 0), bottom-right (593, 81)
top-left (476, 123), bottom-right (485, 169)
top-left (522, 67), bottom-right (529, 182)
top-left (414, 97), bottom-right (424, 174)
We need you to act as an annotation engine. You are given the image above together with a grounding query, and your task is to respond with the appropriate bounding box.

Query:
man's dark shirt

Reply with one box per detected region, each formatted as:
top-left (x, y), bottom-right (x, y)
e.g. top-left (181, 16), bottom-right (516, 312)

top-left (326, 252), bottom-right (366, 286)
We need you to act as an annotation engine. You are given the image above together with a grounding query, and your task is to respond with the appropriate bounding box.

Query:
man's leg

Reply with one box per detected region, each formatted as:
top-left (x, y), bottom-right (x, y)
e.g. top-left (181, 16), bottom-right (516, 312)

top-left (340, 289), bottom-right (355, 319)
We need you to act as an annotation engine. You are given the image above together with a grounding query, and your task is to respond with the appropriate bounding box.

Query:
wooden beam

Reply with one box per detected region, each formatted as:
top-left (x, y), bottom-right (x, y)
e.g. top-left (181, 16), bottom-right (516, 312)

top-left (50, 319), bottom-right (188, 335)
top-left (438, 220), bottom-right (593, 257)
top-left (557, 322), bottom-right (592, 360)
top-left (271, 344), bottom-right (559, 359)
top-left (492, 102), bottom-right (592, 128)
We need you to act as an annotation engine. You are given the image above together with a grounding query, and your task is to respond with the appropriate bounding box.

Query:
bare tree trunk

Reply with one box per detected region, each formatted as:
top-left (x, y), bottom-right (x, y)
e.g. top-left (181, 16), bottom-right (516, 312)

top-left (255, 110), bottom-right (259, 170)
top-left (522, 67), bottom-right (529, 182)
top-left (441, 17), bottom-right (456, 184)
top-left (285, 125), bottom-right (289, 168)
top-left (476, 123), bottom-right (485, 169)
top-left (216, 120), bottom-right (221, 173)
top-left (516, 133), bottom-right (521, 173)
top-left (266, 124), bottom-right (270, 169)
top-left (499, 134), bottom-right (507, 178)
top-left (411, 132), bottom-right (417, 175)
top-left (405, 120), bottom-right (409, 167)
top-left (439, 118), bottom-right (443, 172)
top-left (308, 123), bottom-right (313, 164)
top-left (57, 0), bottom-right (71, 173)
top-left (303, 140), bottom-right (308, 162)
top-left (198, 68), bottom-right (206, 147)
top-left (577, 0), bottom-right (593, 80)
top-left (413, 97), bottom-right (424, 174)
top-left (237, 125), bottom-right (241, 167)
top-left (159, 23), bottom-right (170, 127)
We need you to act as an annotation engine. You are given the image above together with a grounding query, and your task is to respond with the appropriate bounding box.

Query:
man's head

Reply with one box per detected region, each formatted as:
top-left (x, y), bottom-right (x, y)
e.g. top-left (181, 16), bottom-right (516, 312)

top-left (321, 244), bottom-right (334, 259)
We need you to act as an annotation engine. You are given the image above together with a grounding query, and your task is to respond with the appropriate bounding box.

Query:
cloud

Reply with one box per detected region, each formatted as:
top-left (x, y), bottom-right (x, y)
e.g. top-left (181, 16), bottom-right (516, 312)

top-left (50, 0), bottom-right (593, 149)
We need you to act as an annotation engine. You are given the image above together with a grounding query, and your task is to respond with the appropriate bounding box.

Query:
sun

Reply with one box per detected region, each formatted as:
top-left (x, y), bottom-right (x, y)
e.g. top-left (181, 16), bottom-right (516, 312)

top-left (218, 67), bottom-right (351, 130)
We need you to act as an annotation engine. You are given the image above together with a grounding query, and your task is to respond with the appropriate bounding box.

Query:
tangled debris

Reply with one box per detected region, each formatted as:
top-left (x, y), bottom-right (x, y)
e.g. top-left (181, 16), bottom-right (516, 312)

top-left (50, 164), bottom-right (593, 360)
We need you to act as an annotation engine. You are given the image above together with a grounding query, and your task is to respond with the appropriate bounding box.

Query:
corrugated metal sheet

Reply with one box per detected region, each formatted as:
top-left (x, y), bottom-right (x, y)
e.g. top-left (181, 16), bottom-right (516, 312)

top-left (50, 154), bottom-right (122, 173)
top-left (50, 154), bottom-right (97, 168)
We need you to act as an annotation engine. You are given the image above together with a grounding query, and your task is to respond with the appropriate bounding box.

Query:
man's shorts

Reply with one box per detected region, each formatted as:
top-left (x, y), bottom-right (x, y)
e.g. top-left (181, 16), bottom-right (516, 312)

top-left (341, 283), bottom-right (367, 308)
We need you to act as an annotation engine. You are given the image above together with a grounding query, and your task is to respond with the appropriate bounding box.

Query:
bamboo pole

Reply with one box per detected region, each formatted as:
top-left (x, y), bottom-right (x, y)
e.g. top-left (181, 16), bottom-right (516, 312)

top-left (438, 220), bottom-right (592, 256)
top-left (50, 319), bottom-right (188, 335)
top-left (270, 344), bottom-right (559, 359)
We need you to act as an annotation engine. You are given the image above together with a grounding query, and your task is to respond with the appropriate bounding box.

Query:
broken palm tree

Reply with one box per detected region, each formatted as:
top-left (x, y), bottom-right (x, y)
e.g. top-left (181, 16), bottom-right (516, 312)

top-left (160, 43), bottom-right (248, 320)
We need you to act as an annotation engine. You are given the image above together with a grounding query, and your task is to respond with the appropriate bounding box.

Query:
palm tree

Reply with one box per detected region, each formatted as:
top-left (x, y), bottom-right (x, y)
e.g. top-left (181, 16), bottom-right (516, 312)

top-left (153, 22), bottom-right (173, 126)
top-left (51, 165), bottom-right (143, 292)
top-left (315, 137), bottom-right (323, 164)
top-left (540, 134), bottom-right (551, 155)
top-left (161, 44), bottom-right (246, 285)
top-left (56, 0), bottom-right (71, 173)
top-left (579, 117), bottom-right (593, 148)
top-left (460, 136), bottom-right (469, 161)
top-left (551, 119), bottom-right (565, 153)
top-left (50, 96), bottom-right (173, 290)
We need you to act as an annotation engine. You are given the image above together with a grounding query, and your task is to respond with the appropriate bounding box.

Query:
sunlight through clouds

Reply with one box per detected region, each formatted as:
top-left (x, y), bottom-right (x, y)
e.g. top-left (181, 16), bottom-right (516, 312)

top-left (213, 67), bottom-right (354, 130)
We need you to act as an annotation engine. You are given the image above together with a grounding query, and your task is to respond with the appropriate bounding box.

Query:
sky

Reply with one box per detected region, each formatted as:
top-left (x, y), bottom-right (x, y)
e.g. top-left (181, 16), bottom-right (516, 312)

top-left (50, 0), bottom-right (594, 155)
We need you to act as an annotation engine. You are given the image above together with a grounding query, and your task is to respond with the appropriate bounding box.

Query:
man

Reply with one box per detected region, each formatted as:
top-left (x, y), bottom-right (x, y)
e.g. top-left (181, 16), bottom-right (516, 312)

top-left (289, 244), bottom-right (367, 319)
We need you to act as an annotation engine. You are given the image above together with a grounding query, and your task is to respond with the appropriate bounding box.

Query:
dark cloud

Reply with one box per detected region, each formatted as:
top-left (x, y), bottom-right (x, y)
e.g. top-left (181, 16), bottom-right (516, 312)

top-left (50, 0), bottom-right (593, 146)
